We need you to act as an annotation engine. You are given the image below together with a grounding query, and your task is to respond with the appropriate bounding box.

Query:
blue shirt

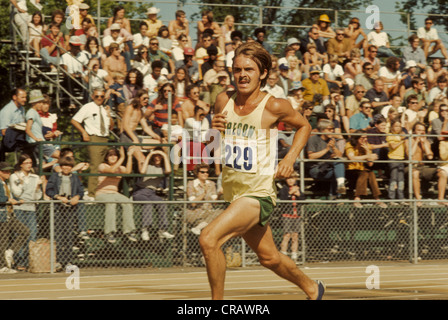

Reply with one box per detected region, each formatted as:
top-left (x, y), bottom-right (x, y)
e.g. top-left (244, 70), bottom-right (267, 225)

top-left (349, 112), bottom-right (372, 131)
top-left (0, 100), bottom-right (25, 135)
top-left (25, 108), bottom-right (44, 143)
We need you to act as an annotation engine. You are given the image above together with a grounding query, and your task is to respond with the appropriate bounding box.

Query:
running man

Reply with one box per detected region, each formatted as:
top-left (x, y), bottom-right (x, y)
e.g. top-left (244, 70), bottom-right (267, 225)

top-left (200, 42), bottom-right (325, 300)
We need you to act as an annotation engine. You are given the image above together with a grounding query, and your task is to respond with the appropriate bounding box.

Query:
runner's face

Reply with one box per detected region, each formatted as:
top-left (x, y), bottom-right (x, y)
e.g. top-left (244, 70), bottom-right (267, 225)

top-left (233, 55), bottom-right (266, 94)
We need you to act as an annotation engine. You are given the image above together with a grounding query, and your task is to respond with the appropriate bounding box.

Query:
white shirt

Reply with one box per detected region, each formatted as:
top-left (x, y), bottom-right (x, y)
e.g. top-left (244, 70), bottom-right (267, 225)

top-left (367, 31), bottom-right (389, 47)
top-left (102, 35), bottom-right (124, 51)
top-left (84, 69), bottom-right (109, 90)
top-left (323, 63), bottom-right (344, 81)
top-left (261, 84), bottom-right (287, 99)
top-left (417, 27), bottom-right (439, 41)
top-left (61, 52), bottom-right (84, 74)
top-left (72, 101), bottom-right (111, 137)
top-left (133, 33), bottom-right (149, 49)
top-left (378, 66), bottom-right (401, 88)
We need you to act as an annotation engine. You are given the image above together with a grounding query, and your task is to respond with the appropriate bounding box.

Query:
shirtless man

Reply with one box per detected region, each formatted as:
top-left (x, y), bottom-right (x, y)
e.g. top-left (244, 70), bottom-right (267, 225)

top-left (120, 89), bottom-right (160, 172)
top-left (168, 10), bottom-right (191, 45)
top-left (426, 58), bottom-right (448, 90)
top-left (407, 122), bottom-right (448, 206)
top-left (181, 83), bottom-right (209, 120)
top-left (200, 42), bottom-right (325, 300)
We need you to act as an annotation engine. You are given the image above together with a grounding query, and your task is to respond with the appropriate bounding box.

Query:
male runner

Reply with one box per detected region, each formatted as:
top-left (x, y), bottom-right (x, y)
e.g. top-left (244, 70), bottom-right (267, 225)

top-left (200, 41), bottom-right (325, 300)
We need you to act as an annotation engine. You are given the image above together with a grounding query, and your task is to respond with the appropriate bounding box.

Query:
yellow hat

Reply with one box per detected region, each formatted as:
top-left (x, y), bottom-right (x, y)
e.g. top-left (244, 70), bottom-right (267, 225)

top-left (318, 14), bottom-right (331, 23)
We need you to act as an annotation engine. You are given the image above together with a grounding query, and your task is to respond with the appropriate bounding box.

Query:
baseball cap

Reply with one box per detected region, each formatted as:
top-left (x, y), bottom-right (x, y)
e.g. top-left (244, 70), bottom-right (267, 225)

top-left (69, 36), bottom-right (83, 46)
top-left (110, 23), bottom-right (121, 31)
top-left (309, 65), bottom-right (321, 74)
top-left (279, 63), bottom-right (289, 71)
top-left (0, 162), bottom-right (14, 171)
top-left (184, 47), bottom-right (195, 56)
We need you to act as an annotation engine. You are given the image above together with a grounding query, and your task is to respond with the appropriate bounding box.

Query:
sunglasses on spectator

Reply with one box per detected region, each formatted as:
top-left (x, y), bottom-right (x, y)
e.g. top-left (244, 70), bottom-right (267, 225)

top-left (150, 42), bottom-right (159, 45)
top-left (409, 101), bottom-right (418, 104)
top-left (94, 95), bottom-right (105, 98)
top-left (441, 109), bottom-right (448, 112)
top-left (164, 89), bottom-right (173, 93)
top-left (199, 170), bottom-right (209, 174)
top-left (356, 90), bottom-right (366, 93)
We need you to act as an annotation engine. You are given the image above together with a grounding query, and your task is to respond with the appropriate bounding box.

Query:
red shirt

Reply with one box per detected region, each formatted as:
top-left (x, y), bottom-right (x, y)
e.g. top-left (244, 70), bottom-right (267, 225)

top-left (41, 34), bottom-right (65, 57)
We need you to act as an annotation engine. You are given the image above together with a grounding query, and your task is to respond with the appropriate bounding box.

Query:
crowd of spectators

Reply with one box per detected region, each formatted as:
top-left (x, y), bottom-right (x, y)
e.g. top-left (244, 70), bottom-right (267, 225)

top-left (3, 3), bottom-right (448, 272)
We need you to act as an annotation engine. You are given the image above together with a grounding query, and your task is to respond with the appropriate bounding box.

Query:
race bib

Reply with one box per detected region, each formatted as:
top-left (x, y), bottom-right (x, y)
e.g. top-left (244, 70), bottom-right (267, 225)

top-left (223, 137), bottom-right (257, 173)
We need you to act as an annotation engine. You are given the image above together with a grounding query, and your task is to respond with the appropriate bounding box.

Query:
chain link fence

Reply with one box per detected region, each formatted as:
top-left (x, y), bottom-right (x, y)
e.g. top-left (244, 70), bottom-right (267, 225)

top-left (6, 198), bottom-right (448, 274)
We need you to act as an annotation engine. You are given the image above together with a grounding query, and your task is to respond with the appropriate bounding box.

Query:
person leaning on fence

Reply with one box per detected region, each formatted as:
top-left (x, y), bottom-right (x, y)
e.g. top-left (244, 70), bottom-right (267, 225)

top-left (278, 172), bottom-right (305, 262)
top-left (306, 118), bottom-right (346, 198)
top-left (71, 88), bottom-right (114, 199)
top-left (185, 164), bottom-right (222, 236)
top-left (132, 148), bottom-right (174, 241)
top-left (0, 161), bottom-right (29, 274)
top-left (45, 156), bottom-right (84, 269)
top-left (9, 154), bottom-right (43, 271)
top-left (95, 147), bottom-right (138, 244)
top-left (406, 122), bottom-right (448, 206)
top-left (344, 130), bottom-right (387, 209)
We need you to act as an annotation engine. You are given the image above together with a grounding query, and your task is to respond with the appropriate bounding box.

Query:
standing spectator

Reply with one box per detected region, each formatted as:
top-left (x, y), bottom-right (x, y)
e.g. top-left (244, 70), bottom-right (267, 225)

top-left (344, 131), bottom-right (387, 208)
top-left (10, 0), bottom-right (30, 46)
top-left (278, 172), bottom-right (304, 262)
top-left (9, 154), bottom-right (43, 270)
top-left (95, 147), bottom-right (138, 243)
top-left (25, 90), bottom-right (60, 163)
top-left (0, 88), bottom-right (27, 161)
top-left (171, 34), bottom-right (189, 63)
top-left (0, 161), bottom-right (29, 274)
top-left (71, 89), bottom-right (114, 199)
top-left (39, 94), bottom-right (62, 161)
top-left (366, 21), bottom-right (395, 58)
top-left (144, 7), bottom-right (163, 39)
top-left (133, 149), bottom-right (174, 241)
top-left (386, 118), bottom-right (407, 203)
top-left (306, 119), bottom-right (346, 197)
top-left (366, 114), bottom-right (389, 177)
top-left (45, 156), bottom-right (84, 268)
top-left (417, 17), bottom-right (448, 62)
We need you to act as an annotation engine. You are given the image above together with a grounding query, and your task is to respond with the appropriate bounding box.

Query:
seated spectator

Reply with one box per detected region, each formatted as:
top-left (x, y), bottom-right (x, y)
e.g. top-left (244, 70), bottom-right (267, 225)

top-left (171, 66), bottom-right (191, 104)
top-left (103, 23), bottom-right (126, 53)
top-left (386, 118), bottom-right (407, 203)
top-left (344, 17), bottom-right (367, 50)
top-left (287, 81), bottom-right (306, 112)
top-left (28, 11), bottom-right (46, 58)
top-left (365, 79), bottom-right (389, 114)
top-left (343, 48), bottom-right (363, 93)
top-left (82, 36), bottom-right (106, 68)
top-left (366, 114), bottom-right (389, 176)
top-left (182, 84), bottom-right (210, 120)
top-left (327, 28), bottom-right (352, 64)
top-left (378, 56), bottom-right (404, 97)
top-left (175, 47), bottom-right (200, 83)
top-left (132, 46), bottom-right (151, 77)
top-left (324, 104), bottom-right (345, 151)
top-left (184, 105), bottom-right (210, 143)
top-left (157, 25), bottom-right (173, 56)
top-left (0, 88), bottom-right (28, 161)
top-left (402, 94), bottom-right (428, 133)
top-left (121, 90), bottom-right (161, 171)
top-left (253, 27), bottom-right (273, 55)
top-left (106, 5), bottom-right (131, 34)
top-left (195, 33), bottom-right (224, 78)
top-left (185, 164), bottom-right (222, 235)
top-left (25, 90), bottom-right (60, 164)
top-left (302, 66), bottom-right (330, 106)
top-left (96, 147), bottom-right (138, 243)
top-left (45, 156), bottom-right (84, 269)
top-left (107, 71), bottom-right (126, 130)
top-left (168, 10), bottom-right (191, 47)
top-left (40, 23), bottom-right (65, 70)
top-left (225, 31), bottom-right (244, 74)
top-left (262, 71), bottom-right (286, 99)
top-left (301, 100), bottom-right (318, 130)
top-left (201, 46), bottom-right (222, 82)
top-left (349, 100), bottom-right (373, 132)
top-left (303, 43), bottom-right (328, 75)
top-left (344, 131), bottom-right (387, 208)
top-left (361, 45), bottom-right (381, 76)
top-left (278, 123), bottom-right (295, 159)
top-left (300, 26), bottom-right (327, 56)
top-left (287, 55), bottom-right (303, 82)
top-left (172, 34), bottom-right (189, 63)
top-left (74, 17), bottom-right (97, 49)
top-left (209, 71), bottom-right (230, 109)
top-left (145, 82), bottom-right (184, 135)
top-left (427, 75), bottom-right (448, 105)
top-left (10, 154), bottom-right (43, 270)
top-left (133, 21), bottom-right (150, 52)
top-left (354, 62), bottom-right (375, 92)
top-left (329, 87), bottom-right (349, 133)
top-left (417, 17), bottom-right (448, 62)
top-left (148, 37), bottom-right (175, 74)
top-left (278, 172), bottom-right (305, 262)
top-left (143, 60), bottom-right (167, 99)
top-left (103, 43), bottom-right (127, 78)
top-left (144, 7), bottom-right (162, 39)
top-left (430, 104), bottom-right (448, 160)
top-left (323, 54), bottom-right (345, 91)
top-left (401, 60), bottom-right (419, 89)
top-left (83, 58), bottom-right (113, 96)
top-left (277, 63), bottom-right (293, 97)
top-left (39, 94), bottom-right (62, 163)
top-left (78, 3), bottom-right (97, 30)
top-left (221, 15), bottom-right (235, 53)
top-left (345, 84), bottom-right (368, 118)
top-left (402, 34), bottom-right (427, 72)
top-left (47, 9), bottom-right (70, 50)
top-left (403, 78), bottom-right (428, 109)
top-left (367, 21), bottom-right (395, 58)
top-left (426, 58), bottom-right (448, 90)
top-left (306, 119), bottom-right (346, 197)
top-left (314, 14), bottom-right (336, 42)
top-left (133, 149), bottom-right (174, 240)
top-left (407, 122), bottom-right (448, 206)
top-left (197, 10), bottom-right (224, 52)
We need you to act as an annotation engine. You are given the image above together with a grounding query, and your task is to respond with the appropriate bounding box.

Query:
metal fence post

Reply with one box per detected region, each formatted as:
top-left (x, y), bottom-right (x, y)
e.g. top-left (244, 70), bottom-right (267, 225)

top-left (50, 201), bottom-right (55, 274)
